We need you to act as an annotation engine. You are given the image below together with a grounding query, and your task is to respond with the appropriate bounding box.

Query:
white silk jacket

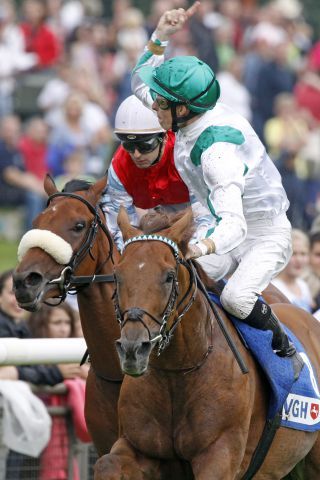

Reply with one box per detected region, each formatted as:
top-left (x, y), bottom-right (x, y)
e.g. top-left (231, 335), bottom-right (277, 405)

top-left (132, 48), bottom-right (289, 255)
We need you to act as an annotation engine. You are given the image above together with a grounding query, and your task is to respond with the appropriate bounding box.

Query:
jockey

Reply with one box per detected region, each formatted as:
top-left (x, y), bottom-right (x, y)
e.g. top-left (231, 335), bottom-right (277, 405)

top-left (101, 94), bottom-right (211, 249)
top-left (131, 2), bottom-right (303, 377)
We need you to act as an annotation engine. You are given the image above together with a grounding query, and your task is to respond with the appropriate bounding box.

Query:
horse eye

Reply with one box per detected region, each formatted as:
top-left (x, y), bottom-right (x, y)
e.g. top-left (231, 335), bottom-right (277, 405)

top-left (73, 222), bottom-right (85, 232)
top-left (165, 272), bottom-right (175, 283)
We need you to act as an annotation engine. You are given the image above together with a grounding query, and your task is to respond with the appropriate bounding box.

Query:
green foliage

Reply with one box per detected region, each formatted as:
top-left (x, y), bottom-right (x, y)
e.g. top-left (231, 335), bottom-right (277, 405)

top-left (0, 240), bottom-right (19, 272)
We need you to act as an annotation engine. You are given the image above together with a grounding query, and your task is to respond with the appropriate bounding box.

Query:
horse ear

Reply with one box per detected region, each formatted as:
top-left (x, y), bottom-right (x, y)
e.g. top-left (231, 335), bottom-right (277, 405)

top-left (88, 176), bottom-right (108, 204)
top-left (44, 173), bottom-right (58, 196)
top-left (118, 206), bottom-right (142, 241)
top-left (161, 208), bottom-right (194, 248)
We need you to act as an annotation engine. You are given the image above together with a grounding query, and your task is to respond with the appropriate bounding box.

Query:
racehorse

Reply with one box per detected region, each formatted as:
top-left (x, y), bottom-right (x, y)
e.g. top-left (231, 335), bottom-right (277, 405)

top-left (94, 207), bottom-right (320, 480)
top-left (12, 176), bottom-right (195, 479)
top-left (13, 175), bottom-right (122, 455)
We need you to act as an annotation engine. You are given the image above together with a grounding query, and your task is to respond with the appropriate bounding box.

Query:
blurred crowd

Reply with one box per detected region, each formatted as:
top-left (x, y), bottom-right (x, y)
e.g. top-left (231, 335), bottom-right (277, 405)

top-left (0, 0), bottom-right (320, 301)
top-left (0, 268), bottom-right (90, 479)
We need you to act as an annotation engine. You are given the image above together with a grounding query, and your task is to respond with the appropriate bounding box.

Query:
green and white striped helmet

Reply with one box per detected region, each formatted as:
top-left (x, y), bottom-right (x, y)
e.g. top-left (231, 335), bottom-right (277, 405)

top-left (138, 56), bottom-right (220, 113)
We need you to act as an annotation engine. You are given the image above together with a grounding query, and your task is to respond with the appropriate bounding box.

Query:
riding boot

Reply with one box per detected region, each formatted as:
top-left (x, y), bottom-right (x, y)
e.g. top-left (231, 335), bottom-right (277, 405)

top-left (244, 300), bottom-right (304, 381)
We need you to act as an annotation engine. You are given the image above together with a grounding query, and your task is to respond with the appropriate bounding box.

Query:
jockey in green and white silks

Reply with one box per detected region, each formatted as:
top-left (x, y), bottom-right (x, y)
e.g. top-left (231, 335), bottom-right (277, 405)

top-left (130, 4), bottom-right (303, 379)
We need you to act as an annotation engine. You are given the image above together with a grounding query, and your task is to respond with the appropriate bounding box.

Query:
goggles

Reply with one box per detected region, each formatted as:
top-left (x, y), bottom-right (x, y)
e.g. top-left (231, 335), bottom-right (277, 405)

top-left (122, 135), bottom-right (163, 154)
top-left (150, 91), bottom-right (172, 110)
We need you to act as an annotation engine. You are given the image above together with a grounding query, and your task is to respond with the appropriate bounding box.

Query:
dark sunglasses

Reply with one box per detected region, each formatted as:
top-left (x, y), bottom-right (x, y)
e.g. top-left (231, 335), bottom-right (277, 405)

top-left (122, 135), bottom-right (162, 154)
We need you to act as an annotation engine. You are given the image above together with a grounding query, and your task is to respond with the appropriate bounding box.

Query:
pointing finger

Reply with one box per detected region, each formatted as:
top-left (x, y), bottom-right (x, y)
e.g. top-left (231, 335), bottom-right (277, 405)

top-left (186, 1), bottom-right (201, 18)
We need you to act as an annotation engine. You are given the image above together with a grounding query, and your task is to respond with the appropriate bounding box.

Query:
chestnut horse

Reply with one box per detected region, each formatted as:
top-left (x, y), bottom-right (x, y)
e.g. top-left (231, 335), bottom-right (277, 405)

top-left (94, 207), bottom-right (320, 480)
top-left (12, 176), bottom-right (195, 479)
top-left (13, 175), bottom-right (122, 456)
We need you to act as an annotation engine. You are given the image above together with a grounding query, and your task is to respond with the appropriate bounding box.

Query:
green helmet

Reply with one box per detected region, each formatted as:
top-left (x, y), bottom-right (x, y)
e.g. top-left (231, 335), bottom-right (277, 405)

top-left (138, 56), bottom-right (220, 113)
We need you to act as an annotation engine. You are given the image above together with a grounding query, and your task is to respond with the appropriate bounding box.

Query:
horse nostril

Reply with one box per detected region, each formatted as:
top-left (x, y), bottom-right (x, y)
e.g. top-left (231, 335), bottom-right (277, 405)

top-left (138, 342), bottom-right (152, 356)
top-left (25, 272), bottom-right (43, 287)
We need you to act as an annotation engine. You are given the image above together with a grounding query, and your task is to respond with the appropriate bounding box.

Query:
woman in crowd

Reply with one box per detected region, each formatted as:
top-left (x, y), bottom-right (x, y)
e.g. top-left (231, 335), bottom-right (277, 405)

top-left (272, 229), bottom-right (313, 312)
top-left (28, 302), bottom-right (89, 480)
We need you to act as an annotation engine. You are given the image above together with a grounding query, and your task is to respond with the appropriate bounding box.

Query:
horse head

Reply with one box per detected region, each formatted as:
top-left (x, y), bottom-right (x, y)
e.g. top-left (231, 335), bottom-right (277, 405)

top-left (114, 206), bottom-right (195, 376)
top-left (13, 174), bottom-right (113, 311)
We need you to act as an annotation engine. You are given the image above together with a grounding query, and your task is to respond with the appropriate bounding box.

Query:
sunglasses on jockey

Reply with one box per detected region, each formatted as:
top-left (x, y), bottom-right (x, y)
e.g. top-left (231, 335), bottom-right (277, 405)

top-left (117, 133), bottom-right (164, 154)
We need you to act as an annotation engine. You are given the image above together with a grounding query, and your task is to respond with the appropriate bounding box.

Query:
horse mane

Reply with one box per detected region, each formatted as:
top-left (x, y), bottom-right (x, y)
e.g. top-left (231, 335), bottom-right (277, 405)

top-left (62, 179), bottom-right (93, 193)
top-left (138, 208), bottom-right (194, 258)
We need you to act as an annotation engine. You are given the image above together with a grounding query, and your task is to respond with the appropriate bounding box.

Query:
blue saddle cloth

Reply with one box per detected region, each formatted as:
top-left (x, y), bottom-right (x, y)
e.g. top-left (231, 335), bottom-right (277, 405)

top-left (208, 292), bottom-right (320, 432)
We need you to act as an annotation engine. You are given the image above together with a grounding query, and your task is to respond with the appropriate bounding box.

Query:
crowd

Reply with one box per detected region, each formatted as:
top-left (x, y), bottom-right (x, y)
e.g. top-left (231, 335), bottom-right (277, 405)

top-left (0, 269), bottom-right (90, 479)
top-left (1, 0), bottom-right (320, 476)
top-left (0, 0), bottom-right (319, 232)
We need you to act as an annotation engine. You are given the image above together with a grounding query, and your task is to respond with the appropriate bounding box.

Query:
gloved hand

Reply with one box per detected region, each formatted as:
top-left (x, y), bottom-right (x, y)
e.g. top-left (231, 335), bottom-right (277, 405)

top-left (185, 239), bottom-right (215, 260)
top-left (185, 243), bottom-right (202, 260)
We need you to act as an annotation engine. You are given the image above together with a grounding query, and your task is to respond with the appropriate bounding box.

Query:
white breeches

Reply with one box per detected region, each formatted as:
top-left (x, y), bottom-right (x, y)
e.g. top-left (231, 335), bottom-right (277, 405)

top-left (197, 213), bottom-right (292, 319)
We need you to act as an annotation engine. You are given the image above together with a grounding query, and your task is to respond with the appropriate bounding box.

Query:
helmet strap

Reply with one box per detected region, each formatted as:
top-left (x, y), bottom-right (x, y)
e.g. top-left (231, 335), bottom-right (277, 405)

top-left (170, 104), bottom-right (199, 131)
top-left (170, 104), bottom-right (179, 133)
top-left (150, 134), bottom-right (166, 166)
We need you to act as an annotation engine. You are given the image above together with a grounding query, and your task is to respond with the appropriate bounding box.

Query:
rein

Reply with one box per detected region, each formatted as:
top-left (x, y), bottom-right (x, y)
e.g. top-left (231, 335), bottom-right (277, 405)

top-left (46, 192), bottom-right (115, 303)
top-left (115, 234), bottom-right (248, 375)
top-left (47, 191), bottom-right (123, 384)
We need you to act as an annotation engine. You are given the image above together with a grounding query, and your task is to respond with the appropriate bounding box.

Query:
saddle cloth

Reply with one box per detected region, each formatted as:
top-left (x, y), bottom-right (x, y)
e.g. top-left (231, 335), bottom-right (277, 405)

top-left (208, 292), bottom-right (320, 432)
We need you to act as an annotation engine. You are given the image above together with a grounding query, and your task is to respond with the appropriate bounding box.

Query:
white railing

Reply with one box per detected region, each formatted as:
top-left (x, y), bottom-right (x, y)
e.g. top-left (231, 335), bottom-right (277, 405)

top-left (0, 338), bottom-right (87, 365)
top-left (0, 337), bottom-right (96, 480)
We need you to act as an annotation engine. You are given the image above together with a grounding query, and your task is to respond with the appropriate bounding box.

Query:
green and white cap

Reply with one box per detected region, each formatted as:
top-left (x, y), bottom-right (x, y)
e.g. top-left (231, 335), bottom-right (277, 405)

top-left (138, 56), bottom-right (220, 113)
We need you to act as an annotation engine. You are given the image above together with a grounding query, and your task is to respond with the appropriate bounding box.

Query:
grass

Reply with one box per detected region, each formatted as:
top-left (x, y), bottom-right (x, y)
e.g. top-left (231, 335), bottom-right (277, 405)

top-left (0, 239), bottom-right (19, 272)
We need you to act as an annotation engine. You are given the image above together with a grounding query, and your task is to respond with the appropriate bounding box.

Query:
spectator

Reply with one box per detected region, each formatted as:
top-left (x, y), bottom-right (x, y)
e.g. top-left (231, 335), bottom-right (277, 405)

top-left (0, 3), bottom-right (37, 117)
top-left (19, 0), bottom-right (61, 70)
top-left (0, 270), bottom-right (84, 385)
top-left (294, 41), bottom-right (320, 123)
top-left (37, 60), bottom-right (72, 124)
top-left (276, 150), bottom-right (307, 230)
top-left (53, 147), bottom-right (95, 191)
top-left (19, 116), bottom-right (48, 181)
top-left (304, 231), bottom-right (320, 312)
top-left (0, 271), bottom-right (83, 479)
top-left (188, 0), bottom-right (219, 73)
top-left (244, 23), bottom-right (295, 143)
top-left (47, 91), bottom-right (111, 177)
top-left (264, 93), bottom-right (308, 164)
top-left (272, 229), bottom-right (313, 312)
top-left (0, 115), bottom-right (45, 231)
top-left (28, 303), bottom-right (89, 480)
top-left (217, 56), bottom-right (251, 121)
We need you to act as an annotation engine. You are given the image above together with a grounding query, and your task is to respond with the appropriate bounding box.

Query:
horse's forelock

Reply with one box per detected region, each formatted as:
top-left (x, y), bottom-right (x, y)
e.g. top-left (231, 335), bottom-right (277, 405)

top-left (139, 209), bottom-right (195, 255)
top-left (62, 179), bottom-right (93, 193)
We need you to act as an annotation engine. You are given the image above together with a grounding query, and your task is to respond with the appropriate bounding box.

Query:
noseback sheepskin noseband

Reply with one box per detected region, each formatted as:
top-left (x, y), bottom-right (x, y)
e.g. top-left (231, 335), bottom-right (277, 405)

top-left (18, 229), bottom-right (73, 265)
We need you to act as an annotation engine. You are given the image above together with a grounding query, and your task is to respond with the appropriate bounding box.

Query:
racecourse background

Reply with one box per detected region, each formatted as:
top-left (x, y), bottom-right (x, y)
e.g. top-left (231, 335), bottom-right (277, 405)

top-left (0, 0), bottom-right (320, 249)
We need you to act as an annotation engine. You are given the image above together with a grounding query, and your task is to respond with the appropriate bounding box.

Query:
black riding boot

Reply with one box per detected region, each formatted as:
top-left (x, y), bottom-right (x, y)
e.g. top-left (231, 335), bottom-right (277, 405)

top-left (245, 300), bottom-right (304, 380)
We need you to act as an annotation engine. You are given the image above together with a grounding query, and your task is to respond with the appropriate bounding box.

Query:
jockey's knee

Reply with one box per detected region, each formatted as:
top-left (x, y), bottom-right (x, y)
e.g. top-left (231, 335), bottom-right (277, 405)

top-left (220, 283), bottom-right (256, 320)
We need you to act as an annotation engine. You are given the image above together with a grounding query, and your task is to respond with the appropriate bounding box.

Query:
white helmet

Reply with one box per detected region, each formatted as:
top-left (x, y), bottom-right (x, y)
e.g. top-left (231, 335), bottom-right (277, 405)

top-left (114, 95), bottom-right (165, 136)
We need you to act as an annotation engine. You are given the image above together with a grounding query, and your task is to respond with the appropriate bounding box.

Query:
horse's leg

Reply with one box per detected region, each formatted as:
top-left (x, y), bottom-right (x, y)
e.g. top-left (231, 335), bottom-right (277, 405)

top-left (85, 370), bottom-right (120, 455)
top-left (304, 433), bottom-right (320, 479)
top-left (190, 434), bottom-right (245, 479)
top-left (94, 438), bottom-right (163, 480)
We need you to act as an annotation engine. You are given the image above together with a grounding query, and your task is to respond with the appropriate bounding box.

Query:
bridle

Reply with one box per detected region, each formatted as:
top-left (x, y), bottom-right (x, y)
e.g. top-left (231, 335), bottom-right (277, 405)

top-left (113, 234), bottom-right (198, 355)
top-left (46, 191), bottom-right (115, 304)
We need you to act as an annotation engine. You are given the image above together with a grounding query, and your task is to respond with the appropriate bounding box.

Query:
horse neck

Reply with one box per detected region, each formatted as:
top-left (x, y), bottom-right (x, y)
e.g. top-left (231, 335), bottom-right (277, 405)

top-left (76, 231), bottom-right (121, 376)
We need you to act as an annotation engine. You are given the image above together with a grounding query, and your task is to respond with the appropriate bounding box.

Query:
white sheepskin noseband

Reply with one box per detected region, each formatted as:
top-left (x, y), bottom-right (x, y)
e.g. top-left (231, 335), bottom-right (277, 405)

top-left (18, 229), bottom-right (73, 265)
